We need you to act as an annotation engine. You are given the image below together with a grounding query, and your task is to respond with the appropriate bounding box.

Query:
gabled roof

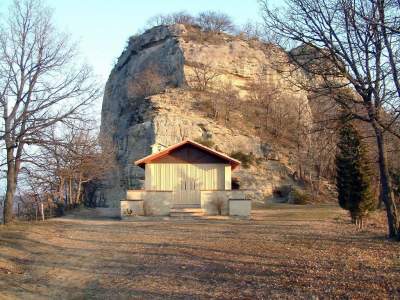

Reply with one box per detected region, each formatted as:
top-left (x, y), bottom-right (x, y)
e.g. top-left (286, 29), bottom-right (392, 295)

top-left (135, 139), bottom-right (241, 170)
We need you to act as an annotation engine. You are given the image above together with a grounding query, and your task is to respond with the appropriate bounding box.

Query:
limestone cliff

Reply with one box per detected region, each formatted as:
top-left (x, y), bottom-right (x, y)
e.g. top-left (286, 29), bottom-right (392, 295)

top-left (101, 24), bottom-right (312, 207)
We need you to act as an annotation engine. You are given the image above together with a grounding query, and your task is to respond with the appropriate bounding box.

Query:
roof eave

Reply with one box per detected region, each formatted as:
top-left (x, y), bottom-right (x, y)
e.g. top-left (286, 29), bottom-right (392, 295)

top-left (134, 139), bottom-right (242, 169)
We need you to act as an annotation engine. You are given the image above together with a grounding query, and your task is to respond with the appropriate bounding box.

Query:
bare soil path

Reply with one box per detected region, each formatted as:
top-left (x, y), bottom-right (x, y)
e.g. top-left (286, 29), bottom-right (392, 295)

top-left (0, 204), bottom-right (399, 299)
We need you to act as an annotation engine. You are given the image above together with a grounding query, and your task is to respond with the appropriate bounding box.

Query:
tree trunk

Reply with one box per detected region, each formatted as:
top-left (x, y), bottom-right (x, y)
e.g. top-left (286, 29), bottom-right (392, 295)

top-left (378, 186), bottom-right (384, 209)
top-left (68, 178), bottom-right (73, 208)
top-left (4, 170), bottom-right (16, 224)
top-left (40, 202), bottom-right (45, 221)
top-left (58, 176), bottom-right (64, 203)
top-left (372, 120), bottom-right (400, 239)
top-left (75, 173), bottom-right (83, 205)
top-left (315, 166), bottom-right (321, 197)
top-left (3, 148), bottom-right (17, 224)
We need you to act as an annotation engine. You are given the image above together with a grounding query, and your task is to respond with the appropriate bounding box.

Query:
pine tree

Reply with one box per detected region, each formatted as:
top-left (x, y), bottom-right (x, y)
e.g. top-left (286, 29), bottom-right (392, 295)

top-left (336, 117), bottom-right (376, 228)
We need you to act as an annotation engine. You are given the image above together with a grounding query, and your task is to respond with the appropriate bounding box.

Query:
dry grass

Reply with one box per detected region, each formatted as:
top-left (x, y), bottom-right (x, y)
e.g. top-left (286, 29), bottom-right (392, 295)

top-left (0, 205), bottom-right (399, 299)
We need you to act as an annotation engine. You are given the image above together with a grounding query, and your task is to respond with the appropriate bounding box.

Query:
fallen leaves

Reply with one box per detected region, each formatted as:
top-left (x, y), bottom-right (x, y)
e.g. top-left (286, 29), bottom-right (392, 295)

top-left (0, 206), bottom-right (398, 299)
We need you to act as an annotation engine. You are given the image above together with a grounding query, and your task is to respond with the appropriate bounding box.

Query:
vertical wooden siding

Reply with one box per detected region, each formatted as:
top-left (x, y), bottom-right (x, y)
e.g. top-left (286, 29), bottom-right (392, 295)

top-left (145, 163), bottom-right (227, 191)
top-left (224, 165), bottom-right (231, 190)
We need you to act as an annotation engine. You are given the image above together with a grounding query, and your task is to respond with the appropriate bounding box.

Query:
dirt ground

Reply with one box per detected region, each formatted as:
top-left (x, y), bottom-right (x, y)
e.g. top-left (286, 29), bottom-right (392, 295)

top-left (0, 204), bottom-right (399, 299)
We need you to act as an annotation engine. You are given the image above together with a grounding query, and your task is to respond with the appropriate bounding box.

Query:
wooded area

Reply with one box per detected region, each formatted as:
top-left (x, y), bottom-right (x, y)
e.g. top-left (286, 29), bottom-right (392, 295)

top-left (0, 0), bottom-right (113, 224)
top-left (260, 0), bottom-right (400, 238)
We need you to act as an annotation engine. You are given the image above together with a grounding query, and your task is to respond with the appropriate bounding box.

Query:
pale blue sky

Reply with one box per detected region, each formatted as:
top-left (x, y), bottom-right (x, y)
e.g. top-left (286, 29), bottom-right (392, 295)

top-left (0, 0), bottom-right (268, 191)
top-left (1, 0), bottom-right (264, 83)
top-left (0, 0), bottom-right (267, 119)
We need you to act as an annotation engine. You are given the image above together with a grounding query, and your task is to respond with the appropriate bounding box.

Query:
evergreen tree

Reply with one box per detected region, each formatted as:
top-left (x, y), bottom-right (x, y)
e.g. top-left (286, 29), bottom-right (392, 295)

top-left (336, 117), bottom-right (376, 228)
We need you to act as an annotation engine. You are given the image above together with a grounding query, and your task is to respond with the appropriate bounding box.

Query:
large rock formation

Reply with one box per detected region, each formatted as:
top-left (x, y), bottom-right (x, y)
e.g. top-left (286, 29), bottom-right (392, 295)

top-left (101, 24), bottom-right (312, 207)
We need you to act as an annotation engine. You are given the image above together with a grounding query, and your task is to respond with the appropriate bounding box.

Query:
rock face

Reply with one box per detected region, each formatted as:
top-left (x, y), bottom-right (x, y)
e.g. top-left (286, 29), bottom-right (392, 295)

top-left (100, 24), bottom-right (311, 207)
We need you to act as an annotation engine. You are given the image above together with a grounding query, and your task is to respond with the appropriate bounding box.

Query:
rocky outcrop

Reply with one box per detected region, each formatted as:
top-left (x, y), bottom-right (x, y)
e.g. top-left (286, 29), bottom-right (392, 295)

top-left (100, 24), bottom-right (311, 207)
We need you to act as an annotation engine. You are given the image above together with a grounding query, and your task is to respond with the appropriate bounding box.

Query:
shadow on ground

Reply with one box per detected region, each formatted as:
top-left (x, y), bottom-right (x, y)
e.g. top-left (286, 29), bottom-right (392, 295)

top-left (0, 205), bottom-right (399, 299)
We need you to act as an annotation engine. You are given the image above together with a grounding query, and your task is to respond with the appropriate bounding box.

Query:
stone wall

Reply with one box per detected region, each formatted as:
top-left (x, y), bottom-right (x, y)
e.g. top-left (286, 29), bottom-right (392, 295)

top-left (121, 200), bottom-right (144, 217)
top-left (122, 189), bottom-right (250, 217)
top-left (143, 191), bottom-right (173, 216)
top-left (122, 190), bottom-right (173, 217)
top-left (228, 199), bottom-right (251, 217)
top-left (201, 190), bottom-right (247, 216)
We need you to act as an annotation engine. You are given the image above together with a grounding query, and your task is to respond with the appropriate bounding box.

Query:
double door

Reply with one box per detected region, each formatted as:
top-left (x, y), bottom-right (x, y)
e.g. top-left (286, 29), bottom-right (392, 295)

top-left (173, 164), bottom-right (201, 206)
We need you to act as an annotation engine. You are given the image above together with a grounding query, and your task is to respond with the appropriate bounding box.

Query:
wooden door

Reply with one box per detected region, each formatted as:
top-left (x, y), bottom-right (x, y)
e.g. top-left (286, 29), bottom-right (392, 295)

top-left (146, 163), bottom-right (226, 207)
top-left (173, 164), bottom-right (200, 206)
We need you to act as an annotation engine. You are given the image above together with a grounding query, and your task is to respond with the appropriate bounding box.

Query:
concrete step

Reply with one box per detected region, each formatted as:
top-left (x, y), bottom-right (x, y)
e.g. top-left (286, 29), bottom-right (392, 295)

top-left (169, 208), bottom-right (204, 218)
top-left (172, 204), bottom-right (201, 209)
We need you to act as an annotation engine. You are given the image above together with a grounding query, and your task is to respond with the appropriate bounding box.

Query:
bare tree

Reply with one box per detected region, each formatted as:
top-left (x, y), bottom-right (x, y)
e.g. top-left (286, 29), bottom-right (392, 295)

top-left (0, 0), bottom-right (99, 224)
top-left (237, 21), bottom-right (283, 44)
top-left (245, 71), bottom-right (309, 142)
top-left (308, 127), bottom-right (337, 195)
top-left (293, 95), bottom-right (312, 181)
top-left (128, 64), bottom-right (164, 98)
top-left (260, 0), bottom-right (400, 239)
top-left (21, 123), bottom-right (115, 210)
top-left (238, 22), bottom-right (264, 40)
top-left (377, 1), bottom-right (400, 101)
top-left (196, 11), bottom-right (235, 33)
top-left (214, 81), bottom-right (240, 125)
top-left (144, 10), bottom-right (235, 34)
top-left (146, 11), bottom-right (196, 28)
top-left (246, 72), bottom-right (281, 134)
top-left (187, 61), bottom-right (221, 92)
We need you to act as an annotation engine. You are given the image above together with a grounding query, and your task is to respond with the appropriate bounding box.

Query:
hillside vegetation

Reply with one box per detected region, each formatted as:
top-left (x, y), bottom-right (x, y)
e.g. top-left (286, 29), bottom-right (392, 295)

top-left (101, 23), bottom-right (342, 206)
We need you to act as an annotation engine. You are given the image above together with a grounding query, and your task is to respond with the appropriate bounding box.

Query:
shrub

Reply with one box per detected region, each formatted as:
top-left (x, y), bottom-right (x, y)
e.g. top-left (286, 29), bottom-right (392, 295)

top-left (183, 29), bottom-right (226, 44)
top-left (125, 208), bottom-right (133, 216)
top-left (230, 151), bottom-right (255, 168)
top-left (211, 197), bottom-right (225, 215)
top-left (145, 11), bottom-right (196, 27)
top-left (196, 11), bottom-right (235, 33)
top-left (273, 185), bottom-right (292, 198)
top-left (194, 137), bottom-right (215, 148)
top-left (54, 202), bottom-right (65, 217)
top-left (290, 188), bottom-right (311, 205)
top-left (390, 169), bottom-right (400, 197)
top-left (255, 157), bottom-right (264, 165)
top-left (232, 177), bottom-right (240, 190)
top-left (143, 201), bottom-right (152, 216)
